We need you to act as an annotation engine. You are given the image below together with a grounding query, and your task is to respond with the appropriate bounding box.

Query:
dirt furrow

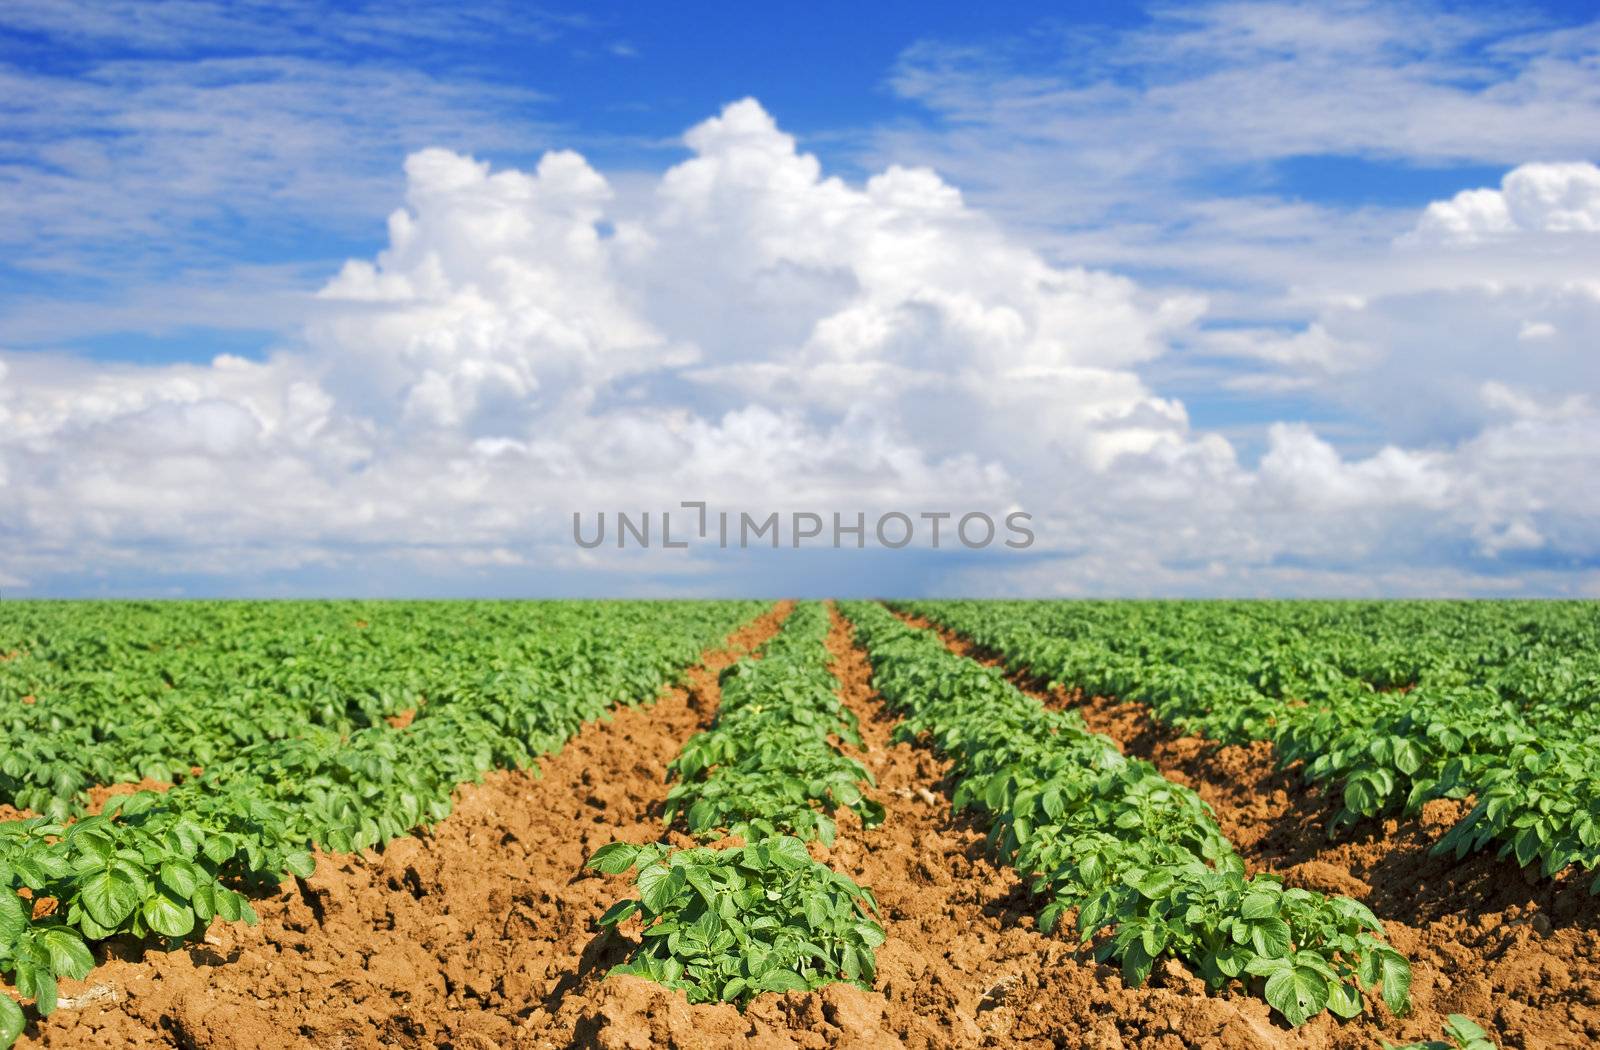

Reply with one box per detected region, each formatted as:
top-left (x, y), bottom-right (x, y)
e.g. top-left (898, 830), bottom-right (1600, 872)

top-left (22, 602), bottom-right (793, 1050)
top-left (896, 605), bottom-right (1600, 1049)
top-left (805, 603), bottom-right (1334, 1050)
top-left (544, 602), bottom-right (1306, 1049)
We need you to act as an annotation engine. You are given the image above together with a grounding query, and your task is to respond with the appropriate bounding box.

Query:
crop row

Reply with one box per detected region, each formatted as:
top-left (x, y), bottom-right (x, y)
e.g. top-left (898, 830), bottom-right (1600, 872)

top-left (0, 601), bottom-right (711, 820)
top-left (589, 602), bottom-right (886, 1004)
top-left (665, 602), bottom-right (884, 844)
top-left (0, 601), bottom-right (766, 1046)
top-left (902, 600), bottom-right (1600, 886)
top-left (840, 601), bottom-right (1412, 1028)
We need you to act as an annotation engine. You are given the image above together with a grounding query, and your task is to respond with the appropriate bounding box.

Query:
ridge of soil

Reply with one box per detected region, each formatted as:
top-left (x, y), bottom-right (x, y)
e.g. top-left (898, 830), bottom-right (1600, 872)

top-left (17, 601), bottom-right (1598, 1049)
top-left (896, 606), bottom-right (1600, 1049)
top-left (527, 602), bottom-right (1323, 1049)
top-left (809, 604), bottom-right (1320, 1050)
top-left (18, 602), bottom-right (793, 1050)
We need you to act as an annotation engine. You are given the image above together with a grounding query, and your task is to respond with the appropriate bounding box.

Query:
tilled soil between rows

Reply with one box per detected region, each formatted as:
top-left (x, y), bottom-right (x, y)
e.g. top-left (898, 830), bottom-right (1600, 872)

top-left (806, 605), bottom-right (1313, 1050)
top-left (19, 602), bottom-right (794, 1050)
top-left (538, 603), bottom-right (1318, 1049)
top-left (17, 601), bottom-right (1598, 1049)
top-left (899, 608), bottom-right (1600, 1049)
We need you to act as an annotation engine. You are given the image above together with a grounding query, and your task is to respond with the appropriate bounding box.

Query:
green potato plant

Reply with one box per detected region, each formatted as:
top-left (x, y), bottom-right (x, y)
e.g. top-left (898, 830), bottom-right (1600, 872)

top-left (587, 836), bottom-right (885, 1004)
top-left (666, 603), bottom-right (884, 844)
top-left (1387, 1014), bottom-right (1497, 1050)
top-left (0, 600), bottom-right (768, 1045)
top-left (841, 601), bottom-right (1411, 1028)
top-left (903, 599), bottom-right (1600, 886)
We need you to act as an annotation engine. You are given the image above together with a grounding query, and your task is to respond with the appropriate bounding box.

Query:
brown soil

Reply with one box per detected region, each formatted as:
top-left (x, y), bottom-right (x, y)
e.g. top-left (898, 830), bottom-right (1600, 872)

top-left (84, 778), bottom-right (173, 816)
top-left (18, 603), bottom-right (793, 1050)
top-left (523, 603), bottom-right (1317, 1049)
top-left (15, 602), bottom-right (1598, 1049)
top-left (810, 605), bottom-right (1323, 1049)
top-left (901, 607), bottom-right (1600, 1049)
top-left (3, 770), bottom-right (198, 826)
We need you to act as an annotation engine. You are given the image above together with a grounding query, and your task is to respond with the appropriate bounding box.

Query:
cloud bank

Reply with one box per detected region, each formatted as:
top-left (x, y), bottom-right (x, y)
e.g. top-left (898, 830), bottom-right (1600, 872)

top-left (1, 100), bottom-right (1595, 596)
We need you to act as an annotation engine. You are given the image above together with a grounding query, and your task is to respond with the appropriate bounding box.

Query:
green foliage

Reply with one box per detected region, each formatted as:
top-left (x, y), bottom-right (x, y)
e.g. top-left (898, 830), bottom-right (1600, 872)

top-left (666, 603), bottom-right (884, 844)
top-left (0, 601), bottom-right (764, 821)
top-left (903, 599), bottom-right (1600, 884)
top-left (591, 602), bottom-right (889, 1005)
top-left (839, 601), bottom-right (1411, 1028)
top-left (1386, 1014), bottom-right (1497, 1050)
top-left (0, 600), bottom-right (767, 1044)
top-left (587, 837), bottom-right (884, 1005)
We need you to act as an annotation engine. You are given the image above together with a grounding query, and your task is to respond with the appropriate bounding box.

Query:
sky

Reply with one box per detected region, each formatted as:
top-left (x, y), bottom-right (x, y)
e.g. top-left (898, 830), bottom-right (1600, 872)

top-left (1, 0), bottom-right (1598, 598)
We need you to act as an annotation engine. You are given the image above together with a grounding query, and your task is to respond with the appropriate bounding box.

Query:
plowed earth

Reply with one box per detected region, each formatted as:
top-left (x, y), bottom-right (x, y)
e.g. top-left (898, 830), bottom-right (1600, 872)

top-left (12, 603), bottom-right (1597, 1049)
top-left (898, 610), bottom-right (1600, 1049)
top-left (19, 605), bottom-right (803, 1049)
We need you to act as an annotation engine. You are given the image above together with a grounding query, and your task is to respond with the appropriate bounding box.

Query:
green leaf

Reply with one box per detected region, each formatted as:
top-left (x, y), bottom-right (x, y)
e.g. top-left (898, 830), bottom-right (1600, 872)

top-left (1239, 890), bottom-right (1279, 920)
top-left (1264, 964), bottom-right (1330, 1027)
top-left (79, 865), bottom-right (143, 929)
top-left (1377, 950), bottom-right (1412, 1017)
top-left (0, 891), bottom-right (26, 945)
top-left (588, 843), bottom-right (642, 875)
top-left (755, 969), bottom-right (809, 993)
top-left (22, 965), bottom-right (57, 1017)
top-left (159, 861), bottom-right (199, 900)
top-left (1250, 917), bottom-right (1292, 958)
top-left (597, 899), bottom-right (640, 927)
top-left (41, 928), bottom-right (94, 981)
top-left (1325, 978), bottom-right (1363, 1019)
top-left (214, 887), bottom-right (247, 923)
top-left (1394, 739), bottom-right (1424, 776)
top-left (144, 893), bottom-right (196, 938)
top-left (202, 835), bottom-right (235, 866)
top-left (283, 851), bottom-right (316, 879)
top-left (1131, 869), bottom-right (1176, 900)
top-left (1122, 940), bottom-right (1155, 988)
top-left (638, 863), bottom-right (686, 913)
top-left (769, 836), bottom-right (811, 865)
top-left (0, 994), bottom-right (23, 1048)
top-left (1444, 1014), bottom-right (1491, 1046)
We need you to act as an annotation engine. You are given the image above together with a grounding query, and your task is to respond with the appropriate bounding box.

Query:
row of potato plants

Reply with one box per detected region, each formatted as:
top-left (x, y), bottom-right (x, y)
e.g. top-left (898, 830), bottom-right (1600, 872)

top-left (840, 601), bottom-right (1412, 1028)
top-left (588, 602), bottom-right (887, 1005)
top-left (902, 600), bottom-right (1600, 887)
top-left (0, 601), bottom-right (700, 820)
top-left (0, 601), bottom-right (766, 1046)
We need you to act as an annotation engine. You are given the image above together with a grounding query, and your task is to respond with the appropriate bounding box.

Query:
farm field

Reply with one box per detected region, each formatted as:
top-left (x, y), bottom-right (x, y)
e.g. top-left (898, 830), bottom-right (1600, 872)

top-left (2, 600), bottom-right (1598, 1048)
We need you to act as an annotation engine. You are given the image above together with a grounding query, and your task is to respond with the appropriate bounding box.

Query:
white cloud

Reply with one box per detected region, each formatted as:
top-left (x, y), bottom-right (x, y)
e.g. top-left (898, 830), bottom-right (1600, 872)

top-left (1, 98), bottom-right (1596, 595)
top-left (879, 4), bottom-right (1600, 233)
top-left (0, 1), bottom-right (575, 55)
top-left (1410, 162), bottom-right (1600, 243)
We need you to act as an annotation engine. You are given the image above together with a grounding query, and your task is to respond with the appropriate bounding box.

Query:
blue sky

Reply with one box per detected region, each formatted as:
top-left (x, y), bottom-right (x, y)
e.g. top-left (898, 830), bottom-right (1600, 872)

top-left (2, 1), bottom-right (1598, 597)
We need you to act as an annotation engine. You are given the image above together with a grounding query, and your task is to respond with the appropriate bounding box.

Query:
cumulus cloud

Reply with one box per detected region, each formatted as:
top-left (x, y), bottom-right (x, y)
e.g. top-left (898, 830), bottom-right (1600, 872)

top-left (1410, 162), bottom-right (1600, 243)
top-left (0, 100), bottom-right (1596, 595)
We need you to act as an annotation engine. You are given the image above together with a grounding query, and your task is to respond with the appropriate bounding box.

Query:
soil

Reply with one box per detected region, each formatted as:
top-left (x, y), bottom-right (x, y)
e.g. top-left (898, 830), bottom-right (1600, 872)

top-left (11, 602), bottom-right (1598, 1049)
top-left (18, 604), bottom-right (794, 1050)
top-left (898, 609), bottom-right (1600, 1049)
top-left (84, 779), bottom-right (174, 816)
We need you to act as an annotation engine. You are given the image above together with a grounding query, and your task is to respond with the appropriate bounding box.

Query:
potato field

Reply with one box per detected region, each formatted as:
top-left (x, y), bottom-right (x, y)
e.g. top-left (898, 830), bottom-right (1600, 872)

top-left (2, 599), bottom-right (1597, 1048)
